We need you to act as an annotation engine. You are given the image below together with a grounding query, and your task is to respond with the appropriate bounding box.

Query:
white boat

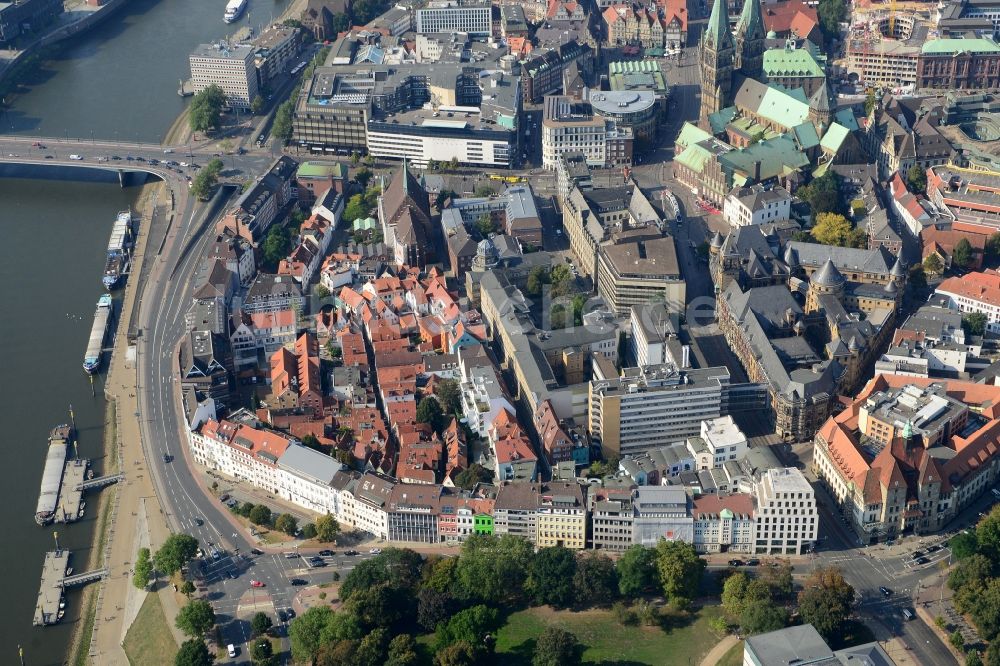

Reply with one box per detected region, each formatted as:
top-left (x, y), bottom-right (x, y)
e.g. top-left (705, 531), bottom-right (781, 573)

top-left (224, 0), bottom-right (247, 22)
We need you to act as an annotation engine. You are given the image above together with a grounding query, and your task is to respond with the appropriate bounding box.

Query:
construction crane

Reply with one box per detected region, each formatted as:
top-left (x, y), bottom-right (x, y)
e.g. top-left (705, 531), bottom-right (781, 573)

top-left (889, 0), bottom-right (898, 37)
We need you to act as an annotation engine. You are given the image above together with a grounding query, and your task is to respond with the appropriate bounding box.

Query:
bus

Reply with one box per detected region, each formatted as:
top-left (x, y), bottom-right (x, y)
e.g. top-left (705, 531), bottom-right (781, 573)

top-left (488, 174), bottom-right (525, 184)
top-left (290, 61), bottom-right (307, 76)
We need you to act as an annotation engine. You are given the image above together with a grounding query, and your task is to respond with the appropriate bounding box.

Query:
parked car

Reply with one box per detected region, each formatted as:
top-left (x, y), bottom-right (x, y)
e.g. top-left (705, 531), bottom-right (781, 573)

top-left (880, 586), bottom-right (892, 597)
top-left (319, 550), bottom-right (334, 557)
top-left (283, 552), bottom-right (299, 559)
top-left (251, 548), bottom-right (263, 555)
top-left (219, 493), bottom-right (231, 502)
top-left (728, 559), bottom-right (744, 567)
top-left (369, 548), bottom-right (382, 555)
top-left (344, 550), bottom-right (359, 556)
top-left (927, 545), bottom-right (942, 553)
top-left (915, 556), bottom-right (930, 565)
top-left (227, 644), bottom-right (237, 658)
top-left (746, 559), bottom-right (760, 566)
top-left (912, 550), bottom-right (924, 558)
top-left (250, 580), bottom-right (265, 588)
top-left (277, 609), bottom-right (288, 623)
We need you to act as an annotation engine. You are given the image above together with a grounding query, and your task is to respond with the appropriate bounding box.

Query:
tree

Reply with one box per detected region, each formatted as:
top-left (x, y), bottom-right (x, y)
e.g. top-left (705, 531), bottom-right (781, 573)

top-left (340, 548), bottom-right (425, 601)
top-left (251, 611), bottom-right (273, 637)
top-left (526, 265), bottom-right (551, 296)
top-left (798, 171), bottom-right (844, 215)
top-left (261, 224), bottom-right (292, 267)
top-left (418, 587), bottom-right (454, 632)
top-left (455, 534), bottom-right (534, 604)
top-left (949, 554), bottom-right (993, 595)
top-left (248, 504), bottom-right (272, 526)
top-left (434, 641), bottom-right (480, 666)
top-left (817, 0), bottom-right (847, 39)
top-left (951, 531), bottom-right (979, 560)
top-left (345, 582), bottom-right (415, 630)
top-left (760, 560), bottom-right (795, 601)
top-left (573, 552), bottom-right (618, 607)
top-left (175, 639), bottom-right (213, 666)
top-left (452, 463), bottom-right (491, 491)
top-left (271, 100), bottom-right (295, 143)
top-left (741, 602), bottom-right (789, 635)
top-left (435, 378), bottom-right (462, 414)
top-left (133, 547), bottom-right (153, 589)
top-left (387, 634), bottom-right (420, 666)
top-left (528, 546), bottom-right (577, 607)
top-left (953, 238), bottom-right (975, 269)
top-left (474, 183), bottom-right (496, 197)
top-left (722, 572), bottom-right (752, 617)
top-left (987, 232), bottom-right (1000, 260)
top-left (797, 567), bottom-right (855, 641)
top-left (154, 534), bottom-right (200, 576)
top-left (811, 212), bottom-right (864, 248)
top-left (289, 606), bottom-right (336, 663)
top-left (970, 578), bottom-right (1000, 641)
top-left (655, 540), bottom-right (706, 604)
top-left (189, 158), bottom-right (223, 200)
top-left (907, 164), bottom-right (928, 194)
top-left (967, 650), bottom-right (984, 666)
top-left (435, 189), bottom-right (457, 209)
top-left (909, 265), bottom-right (927, 290)
top-left (864, 90), bottom-right (878, 117)
top-left (189, 84), bottom-right (225, 133)
top-left (313, 513), bottom-right (340, 542)
top-left (474, 213), bottom-right (497, 237)
top-left (236, 502), bottom-right (254, 518)
top-left (533, 627), bottom-right (580, 666)
top-left (355, 167), bottom-right (373, 189)
top-left (964, 312), bottom-right (988, 337)
top-left (952, 630), bottom-right (967, 650)
top-left (354, 628), bottom-right (390, 666)
top-left (416, 396), bottom-right (445, 433)
top-left (434, 605), bottom-right (499, 651)
top-left (180, 580), bottom-right (196, 598)
top-left (275, 513), bottom-right (298, 536)
top-left (251, 637), bottom-right (274, 662)
top-left (176, 599), bottom-right (216, 638)
top-left (251, 95), bottom-right (264, 115)
top-left (923, 253), bottom-right (944, 276)
top-left (618, 545), bottom-right (657, 597)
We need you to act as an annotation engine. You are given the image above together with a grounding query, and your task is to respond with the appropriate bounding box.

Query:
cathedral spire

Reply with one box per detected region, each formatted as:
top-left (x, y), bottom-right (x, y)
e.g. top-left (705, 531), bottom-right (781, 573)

top-left (705, 0), bottom-right (733, 51)
top-left (734, 0), bottom-right (765, 78)
top-left (700, 0), bottom-right (735, 126)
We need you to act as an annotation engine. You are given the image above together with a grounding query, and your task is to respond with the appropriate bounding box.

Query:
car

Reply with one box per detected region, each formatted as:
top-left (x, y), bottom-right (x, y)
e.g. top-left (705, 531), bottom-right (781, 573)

top-left (69, 154), bottom-right (83, 160)
top-left (880, 586), bottom-right (892, 597)
top-left (746, 559), bottom-right (761, 566)
top-left (277, 609), bottom-right (288, 623)
top-left (237, 147), bottom-right (246, 154)
top-left (902, 608), bottom-right (915, 621)
top-left (125, 155), bottom-right (134, 161)
top-left (211, 549), bottom-right (220, 560)
top-left (310, 560), bottom-right (327, 567)
top-left (912, 550), bottom-right (925, 558)
top-left (227, 644), bottom-right (237, 658)
top-left (344, 550), bottom-right (359, 556)
top-left (915, 556), bottom-right (930, 565)
top-left (162, 453), bottom-right (173, 463)
top-left (728, 559), bottom-right (744, 567)
top-left (179, 162), bottom-right (188, 167)
top-left (194, 518), bottom-right (204, 526)
top-left (219, 494), bottom-right (230, 502)
top-left (286, 608), bottom-right (295, 619)
top-left (250, 580), bottom-right (265, 587)
top-left (163, 148), bottom-right (174, 154)
top-left (290, 578), bottom-right (307, 586)
top-left (228, 570), bottom-right (238, 579)
top-left (369, 548), bottom-right (382, 555)
top-left (190, 163), bottom-right (200, 169)
top-left (44, 155), bottom-right (53, 159)
top-left (251, 548), bottom-right (263, 555)
top-left (111, 155), bottom-right (122, 160)
top-left (135, 156), bottom-right (145, 162)
top-left (283, 552), bottom-right (299, 559)
top-left (927, 544), bottom-right (942, 553)
top-left (319, 550), bottom-right (334, 557)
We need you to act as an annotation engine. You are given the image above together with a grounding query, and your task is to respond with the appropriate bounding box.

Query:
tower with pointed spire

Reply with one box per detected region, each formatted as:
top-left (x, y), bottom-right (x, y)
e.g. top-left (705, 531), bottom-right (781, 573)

top-left (699, 0), bottom-right (735, 127)
top-left (733, 0), bottom-right (765, 79)
top-left (808, 82), bottom-right (834, 133)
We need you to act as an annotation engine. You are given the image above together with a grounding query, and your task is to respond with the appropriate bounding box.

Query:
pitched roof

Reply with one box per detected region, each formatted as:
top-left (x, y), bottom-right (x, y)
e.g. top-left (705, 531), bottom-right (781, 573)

top-left (704, 0), bottom-right (734, 51)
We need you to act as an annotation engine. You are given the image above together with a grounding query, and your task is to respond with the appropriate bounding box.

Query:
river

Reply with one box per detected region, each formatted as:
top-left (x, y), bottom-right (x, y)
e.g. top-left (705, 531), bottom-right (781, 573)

top-left (5, 0), bottom-right (291, 142)
top-left (1, 0), bottom-right (289, 662)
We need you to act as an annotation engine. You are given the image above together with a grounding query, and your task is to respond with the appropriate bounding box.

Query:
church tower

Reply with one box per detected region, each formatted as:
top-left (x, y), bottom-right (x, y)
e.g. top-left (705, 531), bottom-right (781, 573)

top-left (808, 82), bottom-right (835, 133)
top-left (699, 0), bottom-right (735, 127)
top-left (734, 0), bottom-right (766, 79)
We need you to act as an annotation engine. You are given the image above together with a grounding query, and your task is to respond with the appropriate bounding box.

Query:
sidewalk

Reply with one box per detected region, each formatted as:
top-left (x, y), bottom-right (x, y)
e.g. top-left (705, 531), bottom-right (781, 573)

top-left (699, 635), bottom-right (739, 666)
top-left (88, 183), bottom-right (178, 665)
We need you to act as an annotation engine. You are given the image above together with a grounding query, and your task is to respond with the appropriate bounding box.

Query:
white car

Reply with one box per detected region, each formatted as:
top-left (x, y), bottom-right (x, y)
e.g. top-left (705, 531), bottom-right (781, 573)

top-left (227, 644), bottom-right (237, 658)
top-left (69, 154), bottom-right (83, 160)
top-left (369, 548), bottom-right (382, 555)
top-left (179, 162), bottom-right (188, 167)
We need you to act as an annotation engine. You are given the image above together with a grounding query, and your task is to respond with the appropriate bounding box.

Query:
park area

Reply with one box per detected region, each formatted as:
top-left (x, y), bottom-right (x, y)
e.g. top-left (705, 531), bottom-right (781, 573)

top-left (123, 593), bottom-right (178, 665)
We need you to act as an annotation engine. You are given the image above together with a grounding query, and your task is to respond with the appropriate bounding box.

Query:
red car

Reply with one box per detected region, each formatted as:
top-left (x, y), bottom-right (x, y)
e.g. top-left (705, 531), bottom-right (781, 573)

top-left (250, 580), bottom-right (265, 588)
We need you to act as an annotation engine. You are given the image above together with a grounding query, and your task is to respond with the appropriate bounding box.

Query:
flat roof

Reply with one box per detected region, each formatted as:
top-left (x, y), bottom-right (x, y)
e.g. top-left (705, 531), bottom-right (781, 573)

top-left (588, 90), bottom-right (656, 115)
top-left (602, 236), bottom-right (681, 278)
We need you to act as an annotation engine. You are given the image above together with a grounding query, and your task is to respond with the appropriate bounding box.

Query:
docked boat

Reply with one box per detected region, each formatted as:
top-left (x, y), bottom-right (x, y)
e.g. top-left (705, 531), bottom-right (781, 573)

top-left (83, 294), bottom-right (113, 374)
top-left (224, 0), bottom-right (247, 22)
top-left (103, 211), bottom-right (134, 289)
top-left (35, 426), bottom-right (72, 526)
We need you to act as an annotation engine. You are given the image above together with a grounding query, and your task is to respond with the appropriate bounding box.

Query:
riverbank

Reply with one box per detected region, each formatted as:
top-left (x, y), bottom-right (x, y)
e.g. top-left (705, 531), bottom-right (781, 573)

top-left (67, 180), bottom-right (167, 666)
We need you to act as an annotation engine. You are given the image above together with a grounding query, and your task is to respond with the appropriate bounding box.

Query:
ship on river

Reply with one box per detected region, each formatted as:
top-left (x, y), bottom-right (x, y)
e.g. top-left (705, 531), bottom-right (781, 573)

top-left (35, 426), bottom-right (73, 526)
top-left (83, 294), bottom-right (113, 374)
top-left (224, 0), bottom-right (247, 22)
top-left (102, 211), bottom-right (134, 289)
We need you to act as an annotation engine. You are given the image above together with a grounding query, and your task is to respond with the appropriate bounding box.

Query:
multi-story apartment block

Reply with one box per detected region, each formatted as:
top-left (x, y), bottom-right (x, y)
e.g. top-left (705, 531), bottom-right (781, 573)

top-left (723, 185), bottom-right (791, 228)
top-left (697, 416), bottom-right (749, 468)
top-left (752, 467), bottom-right (817, 554)
top-left (692, 493), bottom-right (755, 553)
top-left (189, 43), bottom-right (259, 109)
top-left (588, 485), bottom-right (637, 551)
top-left (632, 486), bottom-right (694, 547)
top-left (253, 25), bottom-right (301, 84)
top-left (589, 361), bottom-right (730, 458)
top-left (536, 481), bottom-right (587, 549)
top-left (415, 1), bottom-right (491, 35)
top-left (936, 269), bottom-right (1000, 333)
top-left (493, 481), bottom-right (538, 542)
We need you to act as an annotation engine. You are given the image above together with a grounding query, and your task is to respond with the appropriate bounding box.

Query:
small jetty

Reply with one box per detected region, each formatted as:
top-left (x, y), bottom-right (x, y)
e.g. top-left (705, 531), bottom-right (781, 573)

top-left (33, 550), bottom-right (108, 626)
top-left (34, 420), bottom-right (123, 526)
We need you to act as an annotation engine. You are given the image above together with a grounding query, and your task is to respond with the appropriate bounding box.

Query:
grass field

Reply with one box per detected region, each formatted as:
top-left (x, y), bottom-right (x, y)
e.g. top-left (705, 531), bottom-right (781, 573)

top-left (123, 593), bottom-right (179, 666)
top-left (493, 604), bottom-right (726, 665)
top-left (716, 640), bottom-right (744, 666)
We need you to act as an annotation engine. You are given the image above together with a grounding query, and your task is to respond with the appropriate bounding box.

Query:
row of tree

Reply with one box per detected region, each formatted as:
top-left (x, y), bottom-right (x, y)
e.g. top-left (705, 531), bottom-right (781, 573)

top-left (288, 537), bottom-right (707, 666)
top-left (947, 506), bottom-right (1000, 664)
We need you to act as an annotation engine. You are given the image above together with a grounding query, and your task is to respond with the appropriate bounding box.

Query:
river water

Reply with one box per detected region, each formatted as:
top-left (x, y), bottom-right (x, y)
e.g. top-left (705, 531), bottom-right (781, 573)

top-left (1, 0), bottom-right (289, 662)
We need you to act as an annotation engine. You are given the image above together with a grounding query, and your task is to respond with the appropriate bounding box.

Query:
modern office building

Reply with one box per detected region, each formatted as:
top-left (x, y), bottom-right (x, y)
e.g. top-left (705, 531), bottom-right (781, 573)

top-left (415, 1), bottom-right (491, 35)
top-left (189, 43), bottom-right (260, 109)
top-left (752, 467), bottom-right (817, 554)
top-left (595, 235), bottom-right (685, 317)
top-left (542, 95), bottom-right (633, 170)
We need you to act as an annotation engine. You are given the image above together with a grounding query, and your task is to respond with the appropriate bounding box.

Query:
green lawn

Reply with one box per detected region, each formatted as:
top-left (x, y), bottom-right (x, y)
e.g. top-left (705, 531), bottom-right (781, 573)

top-left (717, 641), bottom-right (744, 666)
top-left (494, 604), bottom-right (726, 665)
top-left (123, 593), bottom-right (179, 666)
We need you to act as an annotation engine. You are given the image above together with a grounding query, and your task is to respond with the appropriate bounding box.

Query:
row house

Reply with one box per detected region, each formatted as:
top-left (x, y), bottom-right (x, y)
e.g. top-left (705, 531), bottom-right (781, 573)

top-left (692, 493), bottom-right (755, 553)
top-left (603, 4), bottom-right (666, 49)
top-left (242, 273), bottom-right (305, 314)
top-left (189, 419), bottom-right (294, 493)
top-left (490, 409), bottom-right (539, 482)
top-left (269, 332), bottom-right (324, 416)
top-left (438, 496), bottom-right (495, 542)
top-left (589, 485), bottom-right (636, 551)
top-left (207, 230), bottom-right (257, 287)
top-left (387, 483), bottom-right (445, 543)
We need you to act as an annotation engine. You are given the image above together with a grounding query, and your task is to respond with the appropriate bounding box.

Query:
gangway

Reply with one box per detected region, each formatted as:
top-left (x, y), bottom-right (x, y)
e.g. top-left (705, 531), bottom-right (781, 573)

top-left (76, 473), bottom-right (124, 491)
top-left (60, 568), bottom-right (108, 588)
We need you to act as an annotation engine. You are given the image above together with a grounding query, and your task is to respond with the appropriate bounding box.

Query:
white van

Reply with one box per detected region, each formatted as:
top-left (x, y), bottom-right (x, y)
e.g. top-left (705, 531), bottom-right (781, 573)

top-left (227, 644), bottom-right (237, 657)
top-left (163, 148), bottom-right (174, 154)
top-left (902, 609), bottom-right (914, 621)
top-left (69, 154), bottom-right (83, 160)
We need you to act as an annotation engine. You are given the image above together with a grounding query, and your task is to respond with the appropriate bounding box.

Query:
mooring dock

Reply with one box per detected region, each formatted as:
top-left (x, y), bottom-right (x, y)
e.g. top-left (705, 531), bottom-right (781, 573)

top-left (33, 550), bottom-right (109, 626)
top-left (56, 459), bottom-right (88, 523)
